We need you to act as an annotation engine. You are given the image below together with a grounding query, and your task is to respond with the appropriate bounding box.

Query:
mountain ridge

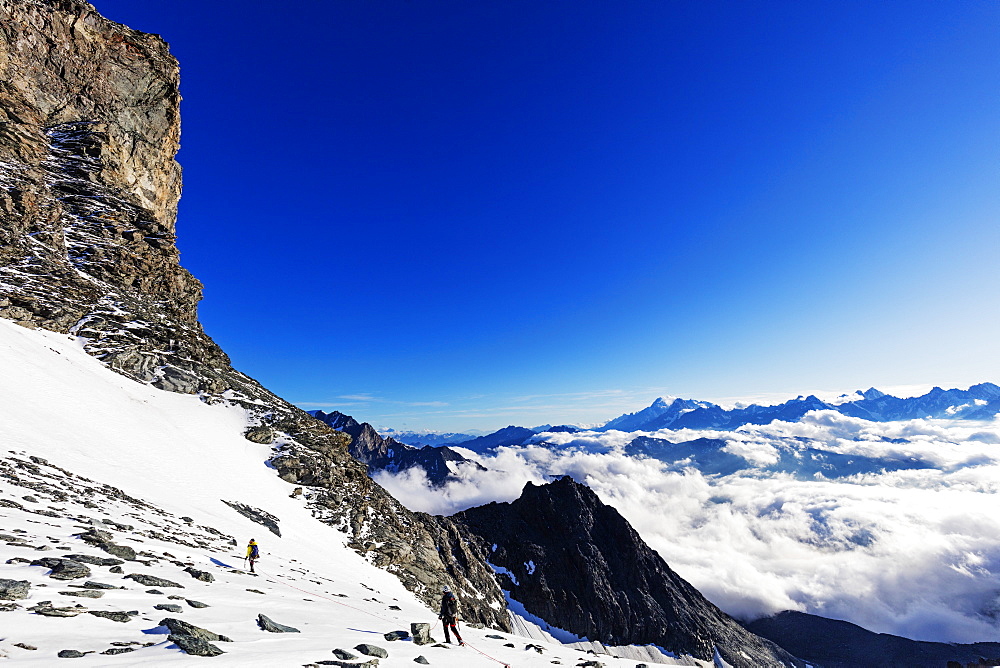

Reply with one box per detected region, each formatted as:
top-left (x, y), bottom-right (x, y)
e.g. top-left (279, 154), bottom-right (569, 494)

top-left (598, 383), bottom-right (1000, 432)
top-left (452, 476), bottom-right (803, 667)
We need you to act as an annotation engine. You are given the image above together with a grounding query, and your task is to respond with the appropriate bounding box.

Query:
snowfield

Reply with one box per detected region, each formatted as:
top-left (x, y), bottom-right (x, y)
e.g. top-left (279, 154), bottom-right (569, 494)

top-left (0, 319), bottom-right (712, 666)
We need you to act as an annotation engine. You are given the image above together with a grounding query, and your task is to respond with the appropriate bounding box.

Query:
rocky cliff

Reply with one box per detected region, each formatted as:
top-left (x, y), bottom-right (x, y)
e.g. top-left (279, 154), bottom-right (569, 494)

top-left (452, 477), bottom-right (802, 668)
top-left (0, 0), bottom-right (509, 629)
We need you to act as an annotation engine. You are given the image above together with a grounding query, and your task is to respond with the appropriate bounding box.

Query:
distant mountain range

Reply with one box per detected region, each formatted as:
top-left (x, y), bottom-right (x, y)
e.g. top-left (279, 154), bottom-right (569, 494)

top-left (379, 429), bottom-right (483, 447)
top-left (375, 384), bottom-right (1000, 459)
top-left (597, 383), bottom-right (1000, 433)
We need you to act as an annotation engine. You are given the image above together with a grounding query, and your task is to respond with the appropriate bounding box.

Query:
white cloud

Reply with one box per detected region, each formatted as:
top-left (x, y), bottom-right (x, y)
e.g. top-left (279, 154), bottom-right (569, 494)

top-left (375, 412), bottom-right (1000, 644)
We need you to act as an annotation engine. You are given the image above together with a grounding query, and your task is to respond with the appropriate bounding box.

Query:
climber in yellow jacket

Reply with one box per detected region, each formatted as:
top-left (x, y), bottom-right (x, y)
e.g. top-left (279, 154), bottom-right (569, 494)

top-left (245, 538), bottom-right (260, 573)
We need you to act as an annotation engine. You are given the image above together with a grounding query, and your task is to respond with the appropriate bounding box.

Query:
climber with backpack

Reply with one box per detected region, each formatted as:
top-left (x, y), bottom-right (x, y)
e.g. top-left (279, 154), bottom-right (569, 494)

top-left (438, 585), bottom-right (464, 645)
top-left (245, 538), bottom-right (260, 574)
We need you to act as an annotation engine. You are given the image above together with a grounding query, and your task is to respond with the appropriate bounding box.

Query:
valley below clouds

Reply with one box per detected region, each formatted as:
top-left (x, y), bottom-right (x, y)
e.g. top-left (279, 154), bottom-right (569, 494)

top-left (375, 411), bottom-right (1000, 644)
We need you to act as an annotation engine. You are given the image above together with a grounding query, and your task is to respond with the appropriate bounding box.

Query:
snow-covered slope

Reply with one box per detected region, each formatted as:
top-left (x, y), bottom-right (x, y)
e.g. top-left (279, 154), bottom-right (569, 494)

top-left (0, 319), bottom-right (715, 666)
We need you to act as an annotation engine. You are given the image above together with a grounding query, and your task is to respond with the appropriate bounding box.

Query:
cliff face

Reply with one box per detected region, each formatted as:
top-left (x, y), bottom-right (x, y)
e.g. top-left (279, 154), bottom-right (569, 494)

top-left (0, 0), bottom-right (220, 388)
top-left (0, 0), bottom-right (511, 630)
top-left (1, 0), bottom-right (226, 402)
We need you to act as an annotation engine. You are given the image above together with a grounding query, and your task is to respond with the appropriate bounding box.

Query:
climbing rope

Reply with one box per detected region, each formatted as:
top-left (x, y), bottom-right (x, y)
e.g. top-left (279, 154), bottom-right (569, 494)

top-left (256, 567), bottom-right (399, 624)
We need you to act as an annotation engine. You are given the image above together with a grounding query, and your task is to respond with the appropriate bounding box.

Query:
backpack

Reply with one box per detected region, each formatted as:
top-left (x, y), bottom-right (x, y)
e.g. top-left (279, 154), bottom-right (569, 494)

top-left (249, 544), bottom-right (259, 559)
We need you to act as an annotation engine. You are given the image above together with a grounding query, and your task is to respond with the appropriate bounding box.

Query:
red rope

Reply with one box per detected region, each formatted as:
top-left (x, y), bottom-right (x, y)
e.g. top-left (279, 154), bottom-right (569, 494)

top-left (464, 640), bottom-right (512, 668)
top-left (257, 568), bottom-right (398, 624)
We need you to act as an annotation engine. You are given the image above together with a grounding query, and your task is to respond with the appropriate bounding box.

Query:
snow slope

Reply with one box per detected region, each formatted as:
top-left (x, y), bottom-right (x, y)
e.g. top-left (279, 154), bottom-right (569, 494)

top-left (0, 319), bottom-right (712, 666)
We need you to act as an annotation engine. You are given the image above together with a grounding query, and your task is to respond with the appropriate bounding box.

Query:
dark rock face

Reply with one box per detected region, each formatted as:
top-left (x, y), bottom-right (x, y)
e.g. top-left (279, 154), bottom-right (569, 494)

top-left (222, 501), bottom-right (281, 537)
top-left (0, 0), bottom-right (508, 628)
top-left (77, 530), bottom-right (133, 557)
top-left (159, 618), bottom-right (232, 643)
top-left (354, 644), bottom-right (389, 658)
top-left (410, 623), bottom-right (433, 645)
top-left (452, 477), bottom-right (802, 668)
top-left (88, 610), bottom-right (131, 622)
top-left (57, 649), bottom-right (86, 658)
top-left (65, 554), bottom-right (123, 567)
top-left (258, 613), bottom-right (300, 633)
top-left (0, 578), bottom-right (30, 600)
top-left (168, 634), bottom-right (225, 657)
top-left (125, 573), bottom-right (183, 588)
top-left (31, 557), bottom-right (90, 580)
top-left (184, 567), bottom-right (214, 582)
top-left (333, 649), bottom-right (358, 660)
top-left (745, 610), bottom-right (1000, 668)
top-left (310, 411), bottom-right (484, 485)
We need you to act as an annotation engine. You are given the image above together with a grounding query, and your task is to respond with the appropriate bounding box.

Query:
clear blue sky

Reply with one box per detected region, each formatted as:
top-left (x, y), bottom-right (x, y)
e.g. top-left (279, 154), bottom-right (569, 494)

top-left (95, 0), bottom-right (1000, 432)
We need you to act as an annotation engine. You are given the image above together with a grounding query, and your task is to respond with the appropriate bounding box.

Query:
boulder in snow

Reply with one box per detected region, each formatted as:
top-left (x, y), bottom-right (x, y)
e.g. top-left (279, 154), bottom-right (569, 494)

top-left (159, 617), bottom-right (232, 642)
top-left (184, 567), bottom-right (214, 582)
top-left (355, 643), bottom-right (389, 658)
top-left (31, 557), bottom-right (91, 580)
top-left (88, 610), bottom-right (132, 622)
top-left (411, 623), bottom-right (434, 645)
top-left (0, 579), bottom-right (30, 600)
top-left (125, 573), bottom-right (183, 588)
top-left (168, 634), bottom-right (225, 657)
top-left (257, 613), bottom-right (300, 633)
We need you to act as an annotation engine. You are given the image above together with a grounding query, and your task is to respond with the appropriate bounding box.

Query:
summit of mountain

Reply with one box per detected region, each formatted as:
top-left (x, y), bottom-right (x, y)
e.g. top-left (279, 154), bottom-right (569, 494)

top-left (452, 476), bottom-right (803, 667)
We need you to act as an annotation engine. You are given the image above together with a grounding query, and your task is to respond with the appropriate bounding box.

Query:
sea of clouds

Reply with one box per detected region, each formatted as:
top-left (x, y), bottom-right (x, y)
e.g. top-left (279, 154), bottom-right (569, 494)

top-left (373, 410), bottom-right (1000, 644)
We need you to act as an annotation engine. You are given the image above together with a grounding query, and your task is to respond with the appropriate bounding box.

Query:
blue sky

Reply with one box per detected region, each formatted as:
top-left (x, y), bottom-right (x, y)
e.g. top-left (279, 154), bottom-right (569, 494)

top-left (95, 1), bottom-right (1000, 432)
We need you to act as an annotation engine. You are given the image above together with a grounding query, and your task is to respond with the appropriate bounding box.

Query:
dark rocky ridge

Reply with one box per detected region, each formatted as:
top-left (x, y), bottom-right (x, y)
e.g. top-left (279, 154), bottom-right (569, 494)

top-left (452, 476), bottom-right (802, 668)
top-left (745, 610), bottom-right (1000, 668)
top-left (310, 410), bottom-right (484, 485)
top-left (0, 0), bottom-right (508, 629)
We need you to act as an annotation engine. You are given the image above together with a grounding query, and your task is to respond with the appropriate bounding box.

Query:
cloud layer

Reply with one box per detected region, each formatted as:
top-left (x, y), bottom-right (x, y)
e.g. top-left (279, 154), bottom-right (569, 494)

top-left (373, 411), bottom-right (1000, 643)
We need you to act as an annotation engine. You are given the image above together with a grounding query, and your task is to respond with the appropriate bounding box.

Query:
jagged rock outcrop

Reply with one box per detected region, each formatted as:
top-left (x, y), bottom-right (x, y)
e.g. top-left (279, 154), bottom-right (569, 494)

top-left (0, 0), bottom-right (508, 628)
top-left (311, 410), bottom-right (485, 485)
top-left (451, 476), bottom-right (802, 668)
